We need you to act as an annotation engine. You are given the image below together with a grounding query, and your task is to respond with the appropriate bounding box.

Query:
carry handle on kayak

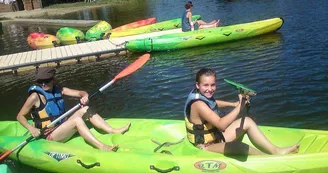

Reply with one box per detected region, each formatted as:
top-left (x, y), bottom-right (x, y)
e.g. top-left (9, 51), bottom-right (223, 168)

top-left (150, 165), bottom-right (180, 173)
top-left (0, 53), bottom-right (151, 162)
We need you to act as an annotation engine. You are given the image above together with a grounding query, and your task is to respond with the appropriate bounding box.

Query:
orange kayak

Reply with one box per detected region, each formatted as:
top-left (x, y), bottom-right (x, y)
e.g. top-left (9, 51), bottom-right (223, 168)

top-left (111, 17), bottom-right (156, 32)
top-left (27, 33), bottom-right (60, 50)
top-left (27, 32), bottom-right (45, 49)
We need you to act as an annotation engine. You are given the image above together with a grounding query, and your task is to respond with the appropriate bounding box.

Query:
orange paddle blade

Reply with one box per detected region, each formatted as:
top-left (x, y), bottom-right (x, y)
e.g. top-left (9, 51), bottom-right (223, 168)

top-left (114, 53), bottom-right (150, 81)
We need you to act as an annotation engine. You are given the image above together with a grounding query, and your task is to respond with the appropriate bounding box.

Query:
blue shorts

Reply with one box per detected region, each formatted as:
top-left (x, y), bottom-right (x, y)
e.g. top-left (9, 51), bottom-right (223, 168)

top-left (194, 22), bottom-right (199, 30)
top-left (182, 22), bottom-right (199, 32)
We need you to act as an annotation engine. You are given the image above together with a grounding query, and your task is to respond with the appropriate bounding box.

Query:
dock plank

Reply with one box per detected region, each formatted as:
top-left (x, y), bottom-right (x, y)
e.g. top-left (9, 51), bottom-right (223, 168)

top-left (9, 53), bottom-right (18, 65)
top-left (13, 53), bottom-right (23, 65)
top-left (31, 51), bottom-right (38, 63)
top-left (36, 50), bottom-right (42, 62)
top-left (96, 40), bottom-right (108, 51)
top-left (86, 42), bottom-right (101, 53)
top-left (41, 49), bottom-right (51, 61)
top-left (78, 43), bottom-right (92, 55)
top-left (69, 45), bottom-right (79, 56)
top-left (59, 47), bottom-right (67, 58)
top-left (55, 47), bottom-right (63, 59)
top-left (0, 55), bottom-right (8, 66)
top-left (64, 46), bottom-right (73, 57)
top-left (50, 48), bottom-right (58, 60)
top-left (4, 54), bottom-right (13, 67)
top-left (25, 51), bottom-right (32, 63)
top-left (20, 52), bottom-right (27, 64)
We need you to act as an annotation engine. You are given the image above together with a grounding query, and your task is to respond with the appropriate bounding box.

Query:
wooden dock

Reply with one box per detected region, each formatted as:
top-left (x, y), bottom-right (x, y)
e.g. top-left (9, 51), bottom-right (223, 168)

top-left (0, 28), bottom-right (182, 73)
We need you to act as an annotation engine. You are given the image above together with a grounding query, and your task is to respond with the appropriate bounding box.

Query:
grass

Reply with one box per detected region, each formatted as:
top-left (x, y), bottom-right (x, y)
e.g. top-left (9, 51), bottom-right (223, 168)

top-left (45, 0), bottom-right (131, 9)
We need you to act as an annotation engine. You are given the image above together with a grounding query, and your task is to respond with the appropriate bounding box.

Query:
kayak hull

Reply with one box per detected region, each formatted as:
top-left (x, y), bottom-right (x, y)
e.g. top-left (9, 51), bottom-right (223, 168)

top-left (104, 15), bottom-right (201, 38)
top-left (111, 17), bottom-right (157, 32)
top-left (126, 17), bottom-right (284, 52)
top-left (0, 164), bottom-right (12, 173)
top-left (27, 33), bottom-right (60, 50)
top-left (1, 118), bottom-right (328, 173)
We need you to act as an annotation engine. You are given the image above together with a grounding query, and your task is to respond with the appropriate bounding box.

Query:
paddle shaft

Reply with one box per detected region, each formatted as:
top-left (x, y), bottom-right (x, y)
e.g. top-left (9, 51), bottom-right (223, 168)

top-left (0, 54), bottom-right (150, 162)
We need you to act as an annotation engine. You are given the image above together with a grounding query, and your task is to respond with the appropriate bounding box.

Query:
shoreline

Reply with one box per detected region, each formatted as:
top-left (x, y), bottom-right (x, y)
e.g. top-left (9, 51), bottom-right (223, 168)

top-left (0, 4), bottom-right (110, 20)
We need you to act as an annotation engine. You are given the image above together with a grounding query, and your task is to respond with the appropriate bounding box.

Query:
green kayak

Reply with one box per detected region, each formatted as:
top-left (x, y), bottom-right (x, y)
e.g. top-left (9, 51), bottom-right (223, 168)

top-left (85, 21), bottom-right (112, 41)
top-left (0, 118), bottom-right (328, 173)
top-left (0, 164), bottom-right (12, 173)
top-left (103, 15), bottom-right (201, 38)
top-left (56, 27), bottom-right (85, 45)
top-left (126, 17), bottom-right (284, 52)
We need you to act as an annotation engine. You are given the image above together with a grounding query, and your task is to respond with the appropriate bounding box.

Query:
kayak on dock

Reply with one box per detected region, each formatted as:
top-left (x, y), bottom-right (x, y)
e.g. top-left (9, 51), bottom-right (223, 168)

top-left (27, 32), bottom-right (60, 50)
top-left (125, 17), bottom-right (284, 52)
top-left (0, 118), bottom-right (327, 173)
top-left (56, 27), bottom-right (85, 45)
top-left (85, 21), bottom-right (112, 42)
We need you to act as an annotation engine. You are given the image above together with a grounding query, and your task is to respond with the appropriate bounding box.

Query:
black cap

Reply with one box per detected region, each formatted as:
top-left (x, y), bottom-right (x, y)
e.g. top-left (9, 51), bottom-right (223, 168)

top-left (36, 67), bottom-right (56, 80)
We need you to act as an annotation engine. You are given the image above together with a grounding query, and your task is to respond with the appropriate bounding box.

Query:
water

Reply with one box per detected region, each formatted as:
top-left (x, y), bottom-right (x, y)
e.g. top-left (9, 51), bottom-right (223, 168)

top-left (1, 0), bottom-right (328, 172)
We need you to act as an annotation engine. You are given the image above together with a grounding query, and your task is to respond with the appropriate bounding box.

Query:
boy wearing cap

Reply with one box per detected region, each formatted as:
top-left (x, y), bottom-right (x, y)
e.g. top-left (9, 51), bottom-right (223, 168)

top-left (181, 1), bottom-right (220, 32)
top-left (17, 67), bottom-right (130, 151)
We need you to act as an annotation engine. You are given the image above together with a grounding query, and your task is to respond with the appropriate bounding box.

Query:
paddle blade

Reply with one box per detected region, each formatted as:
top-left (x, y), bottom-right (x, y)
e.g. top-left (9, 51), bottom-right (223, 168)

top-left (224, 79), bottom-right (257, 96)
top-left (114, 54), bottom-right (150, 81)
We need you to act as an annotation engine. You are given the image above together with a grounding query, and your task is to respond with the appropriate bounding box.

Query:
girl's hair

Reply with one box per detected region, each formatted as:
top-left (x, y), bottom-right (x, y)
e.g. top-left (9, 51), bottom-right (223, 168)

top-left (196, 68), bottom-right (216, 83)
top-left (184, 1), bottom-right (193, 9)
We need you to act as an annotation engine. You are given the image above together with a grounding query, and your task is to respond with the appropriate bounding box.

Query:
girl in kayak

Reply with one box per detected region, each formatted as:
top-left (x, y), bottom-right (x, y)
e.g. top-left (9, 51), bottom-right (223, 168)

top-left (17, 67), bottom-right (130, 151)
top-left (184, 68), bottom-right (300, 155)
top-left (182, 1), bottom-right (220, 32)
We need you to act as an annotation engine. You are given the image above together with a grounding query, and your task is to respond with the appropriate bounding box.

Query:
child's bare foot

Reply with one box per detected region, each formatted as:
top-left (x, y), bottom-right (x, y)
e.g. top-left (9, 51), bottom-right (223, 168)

top-left (112, 122), bottom-right (131, 134)
top-left (100, 144), bottom-right (119, 151)
top-left (209, 20), bottom-right (217, 24)
top-left (277, 144), bottom-right (300, 154)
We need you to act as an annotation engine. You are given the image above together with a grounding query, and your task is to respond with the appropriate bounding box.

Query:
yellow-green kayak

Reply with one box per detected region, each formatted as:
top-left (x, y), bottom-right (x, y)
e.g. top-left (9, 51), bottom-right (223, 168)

top-left (0, 118), bottom-right (327, 173)
top-left (126, 17), bottom-right (284, 52)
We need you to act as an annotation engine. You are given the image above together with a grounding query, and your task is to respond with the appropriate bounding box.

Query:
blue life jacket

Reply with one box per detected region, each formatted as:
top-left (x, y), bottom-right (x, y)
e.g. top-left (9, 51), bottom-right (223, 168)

top-left (184, 89), bottom-right (225, 145)
top-left (28, 85), bottom-right (65, 129)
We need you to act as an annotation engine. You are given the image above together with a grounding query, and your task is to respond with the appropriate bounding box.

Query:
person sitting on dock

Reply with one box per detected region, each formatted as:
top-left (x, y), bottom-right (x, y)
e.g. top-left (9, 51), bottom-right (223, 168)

top-left (182, 1), bottom-right (220, 32)
top-left (17, 67), bottom-right (130, 151)
top-left (184, 68), bottom-right (300, 155)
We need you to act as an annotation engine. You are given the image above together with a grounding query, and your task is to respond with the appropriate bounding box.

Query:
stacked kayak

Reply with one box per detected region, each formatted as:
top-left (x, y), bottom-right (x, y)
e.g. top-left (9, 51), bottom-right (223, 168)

top-left (85, 21), bottom-right (112, 41)
top-left (56, 27), bottom-right (85, 45)
top-left (111, 17), bottom-right (157, 32)
top-left (126, 17), bottom-right (284, 52)
top-left (103, 15), bottom-right (201, 38)
top-left (1, 118), bottom-right (328, 173)
top-left (27, 32), bottom-right (60, 50)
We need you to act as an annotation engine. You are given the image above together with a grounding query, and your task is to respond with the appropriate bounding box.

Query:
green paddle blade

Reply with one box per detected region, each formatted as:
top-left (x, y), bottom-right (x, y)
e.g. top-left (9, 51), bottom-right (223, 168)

top-left (224, 79), bottom-right (257, 96)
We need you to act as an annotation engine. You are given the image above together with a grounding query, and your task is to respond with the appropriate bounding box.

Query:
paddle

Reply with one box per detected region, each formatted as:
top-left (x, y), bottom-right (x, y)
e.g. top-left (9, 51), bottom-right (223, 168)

top-left (0, 53), bottom-right (151, 162)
